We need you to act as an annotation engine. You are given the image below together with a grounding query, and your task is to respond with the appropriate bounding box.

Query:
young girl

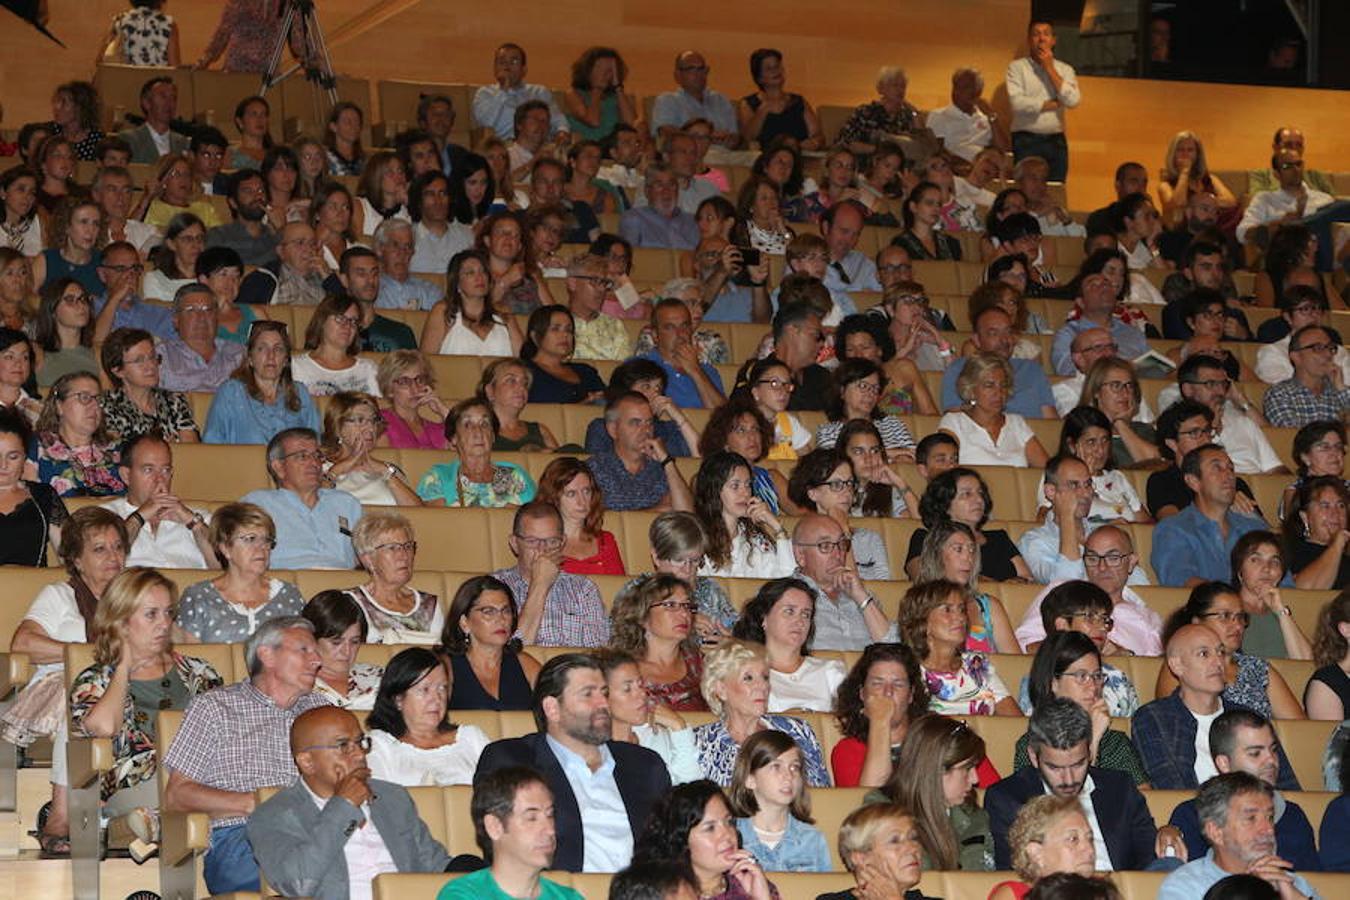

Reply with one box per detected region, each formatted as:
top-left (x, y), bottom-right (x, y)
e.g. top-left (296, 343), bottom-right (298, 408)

top-left (741, 357), bottom-right (811, 461)
top-left (728, 730), bottom-right (832, 872)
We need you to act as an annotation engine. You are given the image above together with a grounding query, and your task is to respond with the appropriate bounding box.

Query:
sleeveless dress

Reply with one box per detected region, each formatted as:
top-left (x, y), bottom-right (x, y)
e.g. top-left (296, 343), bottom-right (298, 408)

top-left (743, 93), bottom-right (809, 144)
top-left (448, 652), bottom-right (533, 711)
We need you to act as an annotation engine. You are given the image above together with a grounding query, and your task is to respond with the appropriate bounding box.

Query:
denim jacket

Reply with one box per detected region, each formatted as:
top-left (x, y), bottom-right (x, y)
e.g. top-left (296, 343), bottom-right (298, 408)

top-left (736, 815), bottom-right (832, 872)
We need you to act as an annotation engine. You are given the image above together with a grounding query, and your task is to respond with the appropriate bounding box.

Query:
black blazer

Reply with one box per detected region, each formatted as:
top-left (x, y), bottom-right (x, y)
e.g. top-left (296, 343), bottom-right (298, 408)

top-left (473, 732), bottom-right (671, 872)
top-left (985, 764), bottom-right (1158, 871)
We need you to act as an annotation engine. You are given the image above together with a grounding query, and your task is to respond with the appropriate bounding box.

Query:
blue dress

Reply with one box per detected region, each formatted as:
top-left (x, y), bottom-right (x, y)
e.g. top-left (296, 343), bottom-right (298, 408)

top-left (203, 378), bottom-right (321, 444)
top-left (41, 248), bottom-right (103, 294)
top-left (693, 714), bottom-right (831, 787)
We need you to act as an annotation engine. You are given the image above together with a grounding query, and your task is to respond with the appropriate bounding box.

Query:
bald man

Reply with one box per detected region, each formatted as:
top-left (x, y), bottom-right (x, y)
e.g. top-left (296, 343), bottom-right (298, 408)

top-left (248, 707), bottom-right (453, 900)
top-left (1130, 623), bottom-right (1299, 791)
top-left (237, 220), bottom-right (327, 306)
top-left (791, 513), bottom-right (899, 650)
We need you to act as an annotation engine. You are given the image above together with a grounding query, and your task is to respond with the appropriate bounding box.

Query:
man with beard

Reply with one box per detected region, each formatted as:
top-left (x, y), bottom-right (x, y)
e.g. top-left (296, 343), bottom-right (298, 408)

top-left (985, 699), bottom-right (1181, 871)
top-left (206, 169), bottom-right (279, 266)
top-left (472, 654), bottom-right (671, 872)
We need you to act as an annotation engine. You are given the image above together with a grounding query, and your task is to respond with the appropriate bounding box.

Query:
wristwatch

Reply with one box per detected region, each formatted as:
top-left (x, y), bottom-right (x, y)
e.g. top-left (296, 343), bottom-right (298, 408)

top-left (125, 510), bottom-right (145, 529)
top-left (187, 513), bottom-right (206, 532)
top-left (659, 456), bottom-right (675, 467)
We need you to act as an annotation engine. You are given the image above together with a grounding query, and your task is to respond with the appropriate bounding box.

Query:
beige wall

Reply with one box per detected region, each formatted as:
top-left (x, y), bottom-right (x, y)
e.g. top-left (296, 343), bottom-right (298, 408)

top-left (5, 1), bottom-right (1346, 211)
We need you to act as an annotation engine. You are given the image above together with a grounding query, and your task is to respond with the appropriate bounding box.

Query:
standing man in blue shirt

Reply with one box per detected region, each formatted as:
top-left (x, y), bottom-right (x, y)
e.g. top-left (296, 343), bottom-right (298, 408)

top-left (638, 298), bottom-right (725, 409)
top-left (1151, 445), bottom-right (1270, 587)
top-left (651, 51), bottom-right (740, 148)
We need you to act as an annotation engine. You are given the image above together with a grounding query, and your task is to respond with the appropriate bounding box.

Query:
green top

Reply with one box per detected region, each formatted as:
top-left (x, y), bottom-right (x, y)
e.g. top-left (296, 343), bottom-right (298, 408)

top-left (436, 868), bottom-right (584, 900)
top-left (1241, 611), bottom-right (1288, 659)
top-left (1013, 728), bottom-right (1149, 785)
top-left (862, 790), bottom-right (993, 871)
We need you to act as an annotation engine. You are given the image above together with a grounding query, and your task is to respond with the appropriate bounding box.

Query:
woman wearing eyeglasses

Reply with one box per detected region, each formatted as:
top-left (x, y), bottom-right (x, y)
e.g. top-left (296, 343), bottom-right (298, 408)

top-left (1013, 631), bottom-right (1148, 784)
top-left (741, 357), bottom-right (811, 461)
top-left (141, 213), bottom-right (206, 302)
top-left (376, 351), bottom-right (449, 450)
top-left (1229, 530), bottom-right (1312, 658)
top-left (642, 511), bottom-right (737, 647)
top-left (33, 277), bottom-right (97, 388)
top-left (1285, 476), bottom-right (1350, 591)
top-left (731, 577), bottom-right (845, 714)
top-left (1279, 421), bottom-right (1348, 519)
top-left (939, 352), bottom-right (1050, 469)
top-left (415, 397), bottom-right (536, 508)
top-left (1156, 581), bottom-right (1306, 720)
top-left (813, 359), bottom-right (916, 464)
top-left (787, 448), bottom-right (890, 581)
top-left (915, 522), bottom-right (1018, 655)
top-left (347, 512), bottom-right (444, 644)
top-left (175, 502), bottom-right (304, 643)
top-left (99, 327), bottom-right (199, 443)
top-left (439, 575), bottom-right (540, 711)
top-left (1079, 357), bottom-right (1158, 468)
top-left (418, 249), bottom-right (523, 357)
top-left (34, 370), bottom-right (126, 497)
top-left (318, 392), bottom-right (420, 507)
top-left (203, 320), bottom-right (321, 444)
top-left (611, 574), bottom-right (709, 712)
top-left (290, 294), bottom-right (382, 398)
top-left (692, 451), bottom-right (794, 579)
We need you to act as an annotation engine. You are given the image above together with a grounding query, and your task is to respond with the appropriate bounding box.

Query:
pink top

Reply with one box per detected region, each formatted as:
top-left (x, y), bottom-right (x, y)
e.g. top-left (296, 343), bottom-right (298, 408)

top-left (1014, 582), bottom-right (1164, 656)
top-left (380, 409), bottom-right (447, 450)
top-left (697, 168), bottom-right (732, 194)
top-left (988, 882), bottom-right (1031, 900)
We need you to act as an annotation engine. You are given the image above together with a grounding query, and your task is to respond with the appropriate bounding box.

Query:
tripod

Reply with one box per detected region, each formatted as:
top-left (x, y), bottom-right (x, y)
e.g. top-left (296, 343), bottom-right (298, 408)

top-left (261, 0), bottom-right (339, 124)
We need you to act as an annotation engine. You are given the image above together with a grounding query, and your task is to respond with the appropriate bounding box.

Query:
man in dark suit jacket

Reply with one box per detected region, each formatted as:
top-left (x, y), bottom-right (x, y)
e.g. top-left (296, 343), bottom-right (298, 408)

top-left (473, 653), bottom-right (672, 873)
top-left (416, 93), bottom-right (474, 176)
top-left (248, 707), bottom-right (454, 900)
top-left (985, 699), bottom-right (1186, 871)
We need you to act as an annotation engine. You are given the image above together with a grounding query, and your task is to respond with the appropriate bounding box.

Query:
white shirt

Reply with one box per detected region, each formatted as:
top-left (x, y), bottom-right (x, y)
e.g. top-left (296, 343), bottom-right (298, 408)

top-left (1005, 56), bottom-right (1081, 134)
top-left (1256, 333), bottom-right (1350, 385)
top-left (925, 103), bottom-right (995, 162)
top-left (955, 177), bottom-right (997, 210)
top-left (939, 410), bottom-right (1036, 467)
top-left (439, 313), bottom-right (513, 357)
top-left (366, 726), bottom-right (490, 787)
top-left (301, 778), bottom-right (398, 900)
top-left (1192, 704), bottom-right (1224, 784)
top-left (546, 735), bottom-right (633, 873)
top-left (768, 656), bottom-right (847, 713)
top-left (290, 353), bottom-right (382, 397)
top-left (21, 581), bottom-right (84, 681)
top-left (123, 219), bottom-right (162, 256)
top-left (150, 126), bottom-right (172, 157)
top-left (1236, 185), bottom-right (1335, 242)
top-left (698, 531), bottom-right (796, 579)
top-left (1217, 409), bottom-right (1284, 475)
top-left (1119, 240), bottom-right (1156, 272)
top-left (102, 497), bottom-right (210, 569)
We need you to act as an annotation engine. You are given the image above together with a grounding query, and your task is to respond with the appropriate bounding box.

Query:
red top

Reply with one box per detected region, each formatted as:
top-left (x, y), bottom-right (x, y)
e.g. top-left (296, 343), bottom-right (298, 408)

top-left (831, 735), bottom-right (1001, 788)
top-left (988, 881), bottom-right (1031, 900)
top-left (561, 530), bottom-right (626, 576)
top-left (645, 648), bottom-right (710, 712)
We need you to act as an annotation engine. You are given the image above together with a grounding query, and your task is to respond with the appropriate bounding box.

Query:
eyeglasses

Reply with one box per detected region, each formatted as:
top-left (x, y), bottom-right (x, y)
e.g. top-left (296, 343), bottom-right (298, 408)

top-left (1311, 441), bottom-right (1346, 454)
top-left (1199, 610), bottom-right (1251, 625)
top-left (815, 478), bottom-right (858, 493)
top-left (1276, 161), bottom-right (1304, 170)
top-left (651, 600), bottom-right (697, 614)
top-left (1288, 303), bottom-right (1321, 316)
top-left (59, 292), bottom-right (92, 306)
top-left (847, 381), bottom-right (882, 396)
top-left (1178, 425), bottom-right (1215, 440)
top-left (100, 263), bottom-right (145, 275)
top-left (514, 534), bottom-right (564, 551)
top-left (471, 604), bottom-right (514, 620)
top-left (879, 263), bottom-right (915, 275)
top-left (60, 390), bottom-right (99, 404)
top-left (123, 352), bottom-right (162, 367)
top-left (233, 533), bottom-right (277, 548)
top-left (1083, 551), bottom-right (1130, 568)
top-left (1099, 380), bottom-right (1132, 393)
top-left (1292, 341), bottom-right (1335, 354)
top-left (299, 734), bottom-right (372, 755)
top-left (1056, 670), bottom-right (1107, 686)
top-left (576, 275), bottom-right (616, 290)
top-left (1070, 611), bottom-right (1114, 629)
top-left (754, 378), bottom-right (794, 391)
top-left (178, 304), bottom-right (216, 315)
top-left (331, 314), bottom-right (361, 328)
top-left (282, 449), bottom-right (324, 463)
top-left (373, 540), bottom-right (417, 554)
top-left (392, 375), bottom-right (430, 389)
top-left (794, 537), bottom-right (852, 554)
top-left (1077, 342), bottom-right (1119, 356)
top-left (1185, 378), bottom-right (1231, 392)
top-left (662, 554), bottom-right (703, 570)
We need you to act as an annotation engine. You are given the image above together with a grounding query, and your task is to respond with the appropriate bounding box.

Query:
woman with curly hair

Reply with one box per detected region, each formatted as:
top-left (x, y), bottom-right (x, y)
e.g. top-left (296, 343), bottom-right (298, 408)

top-left (632, 780), bottom-right (779, 900)
top-left (988, 794), bottom-right (1097, 900)
top-left (731, 577), bottom-right (844, 713)
top-left (833, 313), bottom-right (937, 416)
top-left (829, 643), bottom-right (931, 788)
top-left (562, 47), bottom-right (638, 143)
top-left (1306, 590), bottom-right (1350, 721)
top-left (48, 82), bottom-right (104, 161)
top-left (1284, 476), bottom-right (1350, 592)
top-left (536, 456), bottom-right (624, 575)
top-left (693, 450), bottom-right (794, 579)
top-left (907, 467), bottom-right (1031, 582)
top-left (698, 396), bottom-right (792, 515)
top-left (901, 579), bottom-right (1019, 716)
top-left (786, 448), bottom-right (891, 580)
top-left (30, 199), bottom-right (104, 295)
top-left (611, 573), bottom-right (707, 711)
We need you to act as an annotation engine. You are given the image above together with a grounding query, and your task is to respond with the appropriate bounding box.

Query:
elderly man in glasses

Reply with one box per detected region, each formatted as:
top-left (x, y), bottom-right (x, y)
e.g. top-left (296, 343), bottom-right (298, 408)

top-left (567, 254), bottom-right (630, 361)
top-left (92, 240), bottom-right (175, 342)
top-left (1262, 323), bottom-right (1350, 428)
top-left (490, 501), bottom-right (609, 647)
top-left (248, 706), bottom-right (453, 900)
top-left (789, 513), bottom-right (899, 650)
top-left (157, 282), bottom-right (245, 392)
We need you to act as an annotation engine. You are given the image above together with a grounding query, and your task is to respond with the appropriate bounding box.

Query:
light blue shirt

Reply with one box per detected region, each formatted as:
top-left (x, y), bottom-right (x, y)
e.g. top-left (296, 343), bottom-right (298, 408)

top-left (1017, 513), bottom-right (1153, 585)
top-left (471, 83), bottom-right (568, 139)
top-left (1151, 504), bottom-right (1273, 587)
top-left (820, 249), bottom-right (883, 295)
top-left (619, 206), bottom-right (700, 250)
top-left (239, 487), bottom-right (363, 570)
top-left (940, 356), bottom-right (1057, 419)
top-left (637, 350), bottom-right (723, 409)
top-left (544, 735), bottom-right (632, 873)
top-left (736, 815), bottom-right (832, 873)
top-left (92, 293), bottom-right (176, 341)
top-left (704, 284), bottom-right (757, 323)
top-left (1050, 317), bottom-right (1151, 376)
top-left (1158, 850), bottom-right (1319, 900)
top-left (203, 378), bottom-right (321, 445)
top-left (650, 88), bottom-right (738, 136)
top-left (375, 273), bottom-right (442, 311)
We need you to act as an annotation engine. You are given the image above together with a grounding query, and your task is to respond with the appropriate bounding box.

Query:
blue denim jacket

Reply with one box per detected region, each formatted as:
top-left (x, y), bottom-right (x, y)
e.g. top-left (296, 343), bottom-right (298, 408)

top-left (735, 815), bottom-right (832, 872)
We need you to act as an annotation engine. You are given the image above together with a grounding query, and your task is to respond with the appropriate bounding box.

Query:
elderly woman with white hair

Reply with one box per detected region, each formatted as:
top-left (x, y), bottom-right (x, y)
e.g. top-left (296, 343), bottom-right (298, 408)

top-left (692, 638), bottom-right (832, 787)
top-left (814, 802), bottom-right (936, 900)
top-left (346, 510), bottom-right (443, 643)
top-left (837, 65), bottom-right (925, 157)
top-left (632, 277), bottom-right (731, 365)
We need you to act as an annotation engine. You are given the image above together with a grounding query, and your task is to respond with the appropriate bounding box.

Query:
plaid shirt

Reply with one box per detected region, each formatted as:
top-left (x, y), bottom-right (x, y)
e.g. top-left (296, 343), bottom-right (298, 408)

top-left (492, 566), bottom-right (611, 648)
top-left (1261, 376), bottom-right (1350, 428)
top-left (162, 681), bottom-right (331, 828)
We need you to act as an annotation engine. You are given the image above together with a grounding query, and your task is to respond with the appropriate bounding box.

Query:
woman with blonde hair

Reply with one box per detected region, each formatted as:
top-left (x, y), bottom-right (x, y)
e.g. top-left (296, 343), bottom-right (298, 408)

top-left (612, 573), bottom-right (707, 711)
top-left (70, 567), bottom-right (222, 856)
top-left (1078, 356), bottom-right (1158, 467)
top-left (1157, 131), bottom-right (1238, 228)
top-left (477, 357), bottom-right (560, 452)
top-left (376, 350), bottom-right (449, 450)
top-left (875, 712), bottom-right (994, 871)
top-left (319, 391), bottom-right (420, 506)
top-left (536, 456), bottom-right (625, 575)
top-left (348, 511), bottom-right (443, 643)
top-left (988, 794), bottom-right (1096, 900)
top-left (204, 320), bottom-right (320, 444)
top-left (815, 803), bottom-right (931, 900)
top-left (939, 352), bottom-right (1050, 468)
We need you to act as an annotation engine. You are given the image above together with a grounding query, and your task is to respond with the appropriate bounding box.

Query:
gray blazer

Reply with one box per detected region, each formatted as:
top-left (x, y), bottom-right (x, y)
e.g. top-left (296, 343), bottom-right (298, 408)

top-left (247, 777), bottom-right (451, 900)
top-left (118, 123), bottom-right (190, 165)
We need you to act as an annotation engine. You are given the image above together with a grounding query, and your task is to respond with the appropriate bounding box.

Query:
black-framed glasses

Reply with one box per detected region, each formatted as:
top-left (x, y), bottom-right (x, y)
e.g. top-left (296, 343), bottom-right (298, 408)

top-left (1199, 610), bottom-right (1250, 625)
top-left (794, 537), bottom-right (852, 554)
top-left (815, 478), bottom-right (858, 493)
top-left (1083, 551), bottom-right (1130, 568)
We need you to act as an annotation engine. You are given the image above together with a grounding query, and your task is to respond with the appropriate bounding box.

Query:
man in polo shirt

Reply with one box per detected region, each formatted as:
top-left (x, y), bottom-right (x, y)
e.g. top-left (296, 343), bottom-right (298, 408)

top-left (241, 428), bottom-right (363, 570)
top-left (103, 433), bottom-right (214, 568)
top-left (91, 241), bottom-right (175, 342)
top-left (637, 297), bottom-right (724, 409)
top-left (1151, 445), bottom-right (1272, 587)
top-left (585, 392), bottom-right (693, 512)
top-left (791, 514), bottom-right (899, 651)
top-left (651, 51), bottom-right (739, 147)
top-left (163, 616), bottom-right (330, 894)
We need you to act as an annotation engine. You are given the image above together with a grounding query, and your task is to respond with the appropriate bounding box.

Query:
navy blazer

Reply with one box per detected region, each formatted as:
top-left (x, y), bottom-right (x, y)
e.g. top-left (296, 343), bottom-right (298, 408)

top-left (1131, 692), bottom-right (1300, 791)
top-left (473, 732), bottom-right (671, 872)
top-left (985, 764), bottom-right (1159, 871)
top-left (1170, 793), bottom-right (1320, 872)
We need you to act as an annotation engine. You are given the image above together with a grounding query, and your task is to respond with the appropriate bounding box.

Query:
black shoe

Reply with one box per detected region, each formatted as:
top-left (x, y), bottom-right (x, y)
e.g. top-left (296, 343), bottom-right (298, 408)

top-left (125, 892), bottom-right (161, 900)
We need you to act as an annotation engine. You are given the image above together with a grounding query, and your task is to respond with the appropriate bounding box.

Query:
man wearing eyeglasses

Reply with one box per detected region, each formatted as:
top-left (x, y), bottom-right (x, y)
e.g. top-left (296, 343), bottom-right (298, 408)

top-left (1050, 273), bottom-right (1150, 376)
top-left (1173, 354), bottom-right (1284, 476)
top-left (790, 513), bottom-right (899, 651)
top-left (1020, 456), bottom-right (1148, 587)
top-left (1152, 445), bottom-right (1272, 587)
top-left (238, 220), bottom-right (326, 307)
top-left (1052, 326), bottom-right (1156, 421)
top-left (1263, 324), bottom-right (1350, 428)
top-left (1254, 285), bottom-right (1349, 376)
top-left (102, 432), bottom-right (214, 568)
top-left (157, 283), bottom-right (245, 392)
top-left (242, 427), bottom-right (364, 570)
top-left (652, 51), bottom-right (739, 148)
top-left (1166, 709), bottom-right (1316, 871)
top-left (987, 699), bottom-right (1183, 873)
top-left (1236, 148), bottom-right (1334, 246)
top-left (91, 240), bottom-right (175, 343)
top-left (248, 706), bottom-right (454, 900)
top-left (567, 254), bottom-right (630, 362)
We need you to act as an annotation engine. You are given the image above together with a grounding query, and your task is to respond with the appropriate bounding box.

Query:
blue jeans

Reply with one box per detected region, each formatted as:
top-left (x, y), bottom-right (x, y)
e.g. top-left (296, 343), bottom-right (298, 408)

top-left (1013, 131), bottom-right (1069, 181)
top-left (203, 823), bottom-right (259, 895)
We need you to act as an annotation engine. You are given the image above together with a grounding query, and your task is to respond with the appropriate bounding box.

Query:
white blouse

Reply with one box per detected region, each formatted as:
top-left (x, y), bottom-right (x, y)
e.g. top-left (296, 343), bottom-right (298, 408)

top-left (939, 411), bottom-right (1036, 468)
top-left (698, 528), bottom-right (796, 579)
top-left (366, 725), bottom-right (490, 786)
top-left (20, 582), bottom-right (84, 681)
top-left (142, 269), bottom-right (195, 302)
top-left (768, 656), bottom-right (847, 713)
top-left (290, 353), bottom-right (382, 397)
top-left (438, 313), bottom-right (513, 357)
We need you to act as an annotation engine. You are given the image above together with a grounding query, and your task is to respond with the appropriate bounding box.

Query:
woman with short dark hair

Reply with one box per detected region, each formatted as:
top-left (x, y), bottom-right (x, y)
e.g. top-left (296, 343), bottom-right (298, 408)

top-left (301, 590), bottom-right (382, 710)
top-left (440, 574), bottom-right (541, 711)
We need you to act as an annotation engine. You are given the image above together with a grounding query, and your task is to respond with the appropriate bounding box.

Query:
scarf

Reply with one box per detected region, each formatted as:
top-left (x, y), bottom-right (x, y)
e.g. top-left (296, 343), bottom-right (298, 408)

top-left (71, 573), bottom-right (100, 641)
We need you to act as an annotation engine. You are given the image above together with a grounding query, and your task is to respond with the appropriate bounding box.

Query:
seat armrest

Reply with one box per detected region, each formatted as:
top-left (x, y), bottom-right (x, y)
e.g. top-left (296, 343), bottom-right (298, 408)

top-left (161, 810), bottom-right (211, 866)
top-left (0, 652), bottom-right (31, 699)
top-left (66, 737), bottom-right (114, 790)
